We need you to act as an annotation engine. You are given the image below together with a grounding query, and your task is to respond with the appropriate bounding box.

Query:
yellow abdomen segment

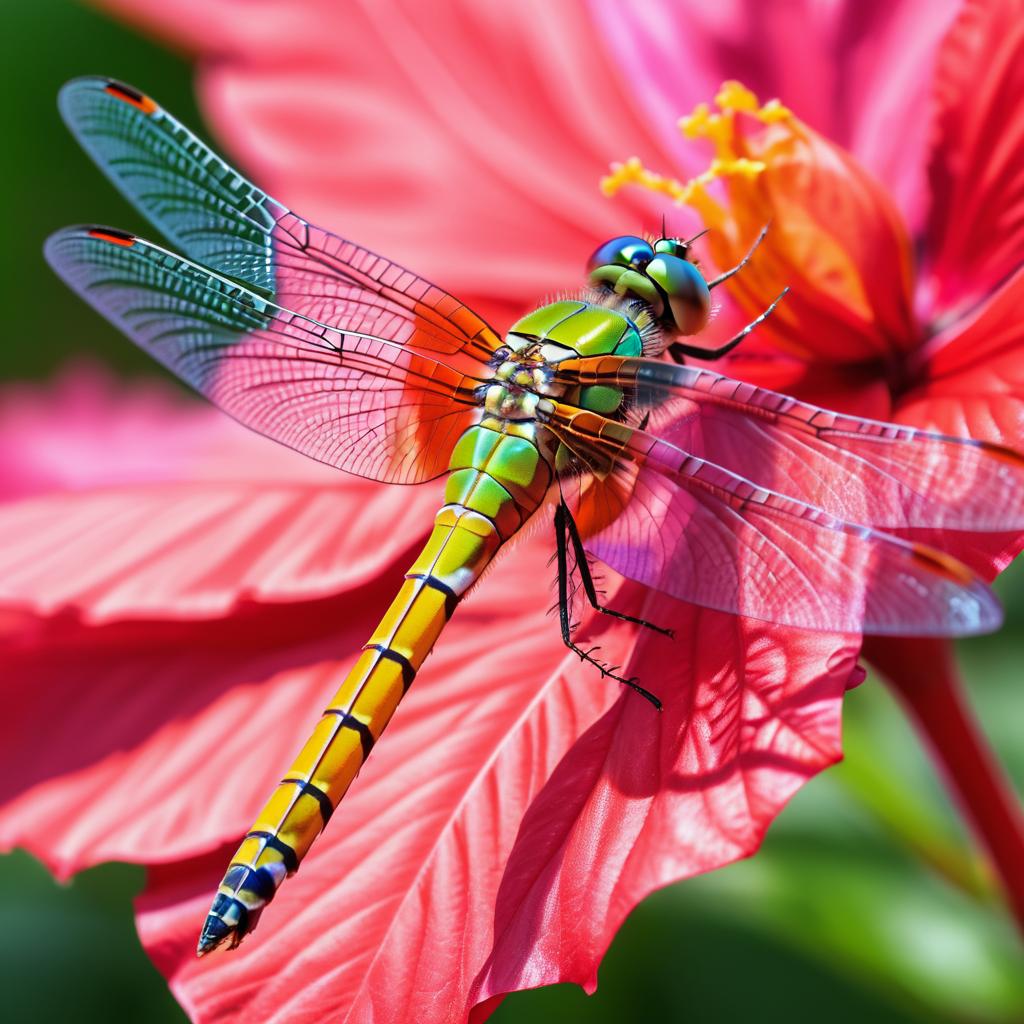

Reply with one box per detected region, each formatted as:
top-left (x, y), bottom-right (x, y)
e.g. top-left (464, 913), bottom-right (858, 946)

top-left (196, 430), bottom-right (557, 950)
top-left (198, 513), bottom-right (491, 952)
top-left (198, 419), bottom-right (552, 954)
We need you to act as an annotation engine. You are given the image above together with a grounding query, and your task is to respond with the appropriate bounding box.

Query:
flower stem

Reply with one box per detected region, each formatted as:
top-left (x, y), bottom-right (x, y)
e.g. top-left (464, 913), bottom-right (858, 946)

top-left (865, 636), bottom-right (1024, 937)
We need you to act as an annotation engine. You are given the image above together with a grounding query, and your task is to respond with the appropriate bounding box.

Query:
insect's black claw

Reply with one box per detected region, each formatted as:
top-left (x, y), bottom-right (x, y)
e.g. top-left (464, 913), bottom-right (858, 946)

top-left (624, 678), bottom-right (663, 711)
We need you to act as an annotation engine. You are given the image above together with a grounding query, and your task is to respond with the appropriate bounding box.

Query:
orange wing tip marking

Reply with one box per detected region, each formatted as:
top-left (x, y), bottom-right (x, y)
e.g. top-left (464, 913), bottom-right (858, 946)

top-left (103, 80), bottom-right (158, 115)
top-left (977, 438), bottom-right (1024, 468)
top-left (87, 228), bottom-right (136, 247)
top-left (911, 543), bottom-right (976, 586)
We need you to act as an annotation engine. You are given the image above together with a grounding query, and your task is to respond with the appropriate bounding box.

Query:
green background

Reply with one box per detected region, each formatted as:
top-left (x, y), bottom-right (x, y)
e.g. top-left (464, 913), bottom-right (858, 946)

top-left (1, 1), bottom-right (1022, 1021)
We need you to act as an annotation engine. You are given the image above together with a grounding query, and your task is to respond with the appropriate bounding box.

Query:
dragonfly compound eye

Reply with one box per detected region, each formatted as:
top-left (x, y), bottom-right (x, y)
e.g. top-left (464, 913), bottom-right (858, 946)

top-left (588, 235), bottom-right (654, 272)
top-left (587, 235), bottom-right (664, 314)
top-left (587, 235), bottom-right (710, 333)
top-left (644, 254), bottom-right (710, 335)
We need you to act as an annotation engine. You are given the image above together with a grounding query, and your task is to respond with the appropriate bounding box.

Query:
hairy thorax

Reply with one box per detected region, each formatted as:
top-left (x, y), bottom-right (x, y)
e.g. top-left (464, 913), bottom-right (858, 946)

top-left (482, 342), bottom-right (563, 422)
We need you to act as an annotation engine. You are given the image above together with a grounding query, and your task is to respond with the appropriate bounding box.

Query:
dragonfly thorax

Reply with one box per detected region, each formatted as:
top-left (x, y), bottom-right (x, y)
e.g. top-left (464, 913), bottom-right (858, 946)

top-left (481, 347), bottom-right (560, 421)
top-left (506, 298), bottom-right (647, 359)
top-left (493, 298), bottom-right (652, 421)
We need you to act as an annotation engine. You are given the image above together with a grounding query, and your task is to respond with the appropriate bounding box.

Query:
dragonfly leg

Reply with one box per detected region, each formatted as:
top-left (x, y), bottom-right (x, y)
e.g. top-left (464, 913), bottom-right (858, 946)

top-left (667, 286), bottom-right (789, 363)
top-left (554, 502), bottom-right (663, 710)
top-left (706, 223), bottom-right (770, 290)
top-left (560, 499), bottom-right (674, 639)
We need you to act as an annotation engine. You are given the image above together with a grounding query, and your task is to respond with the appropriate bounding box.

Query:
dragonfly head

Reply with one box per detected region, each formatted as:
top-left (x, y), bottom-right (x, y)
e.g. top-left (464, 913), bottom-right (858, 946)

top-left (587, 234), bottom-right (710, 336)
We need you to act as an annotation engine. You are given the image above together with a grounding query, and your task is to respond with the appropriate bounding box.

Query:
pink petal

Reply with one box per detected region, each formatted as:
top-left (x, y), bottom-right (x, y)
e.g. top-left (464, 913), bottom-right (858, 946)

top-left (0, 480), bottom-right (440, 621)
top-left (474, 600), bottom-right (854, 1003)
top-left (131, 597), bottom-right (852, 1024)
top-left (922, 0), bottom-right (1024, 322)
top-left (0, 365), bottom-right (351, 495)
top-left (894, 264), bottom-right (1024, 576)
top-left (0, 365), bottom-right (221, 500)
top-left (96, 0), bottom-right (678, 328)
top-left (590, 0), bottom-right (960, 233)
top-left (0, 502), bottom-right (854, 1024)
top-left (0, 369), bottom-right (441, 620)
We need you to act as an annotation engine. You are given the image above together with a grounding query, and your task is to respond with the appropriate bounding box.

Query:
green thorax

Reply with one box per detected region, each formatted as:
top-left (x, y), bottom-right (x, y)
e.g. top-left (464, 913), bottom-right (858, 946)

top-left (508, 299), bottom-right (642, 415)
top-left (507, 300), bottom-right (643, 358)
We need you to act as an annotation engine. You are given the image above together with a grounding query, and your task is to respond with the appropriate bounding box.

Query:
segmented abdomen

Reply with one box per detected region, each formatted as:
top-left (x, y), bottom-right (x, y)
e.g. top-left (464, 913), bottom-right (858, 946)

top-left (199, 415), bottom-right (552, 952)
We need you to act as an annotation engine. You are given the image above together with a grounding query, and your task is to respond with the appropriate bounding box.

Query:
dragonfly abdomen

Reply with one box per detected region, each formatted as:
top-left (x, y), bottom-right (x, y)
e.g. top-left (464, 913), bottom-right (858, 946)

top-left (199, 418), bottom-right (552, 954)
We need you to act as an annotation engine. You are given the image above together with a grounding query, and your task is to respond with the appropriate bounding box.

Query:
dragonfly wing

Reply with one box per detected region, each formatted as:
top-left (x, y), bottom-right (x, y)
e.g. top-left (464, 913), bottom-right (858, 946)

top-left (555, 356), bottom-right (1024, 533)
top-left (58, 77), bottom-right (501, 370)
top-left (546, 404), bottom-right (1001, 636)
top-left (45, 227), bottom-right (481, 484)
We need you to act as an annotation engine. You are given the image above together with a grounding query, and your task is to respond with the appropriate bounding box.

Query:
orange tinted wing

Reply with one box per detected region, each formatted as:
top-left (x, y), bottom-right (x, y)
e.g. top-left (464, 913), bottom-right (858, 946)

top-left (544, 402), bottom-right (1000, 636)
top-left (554, 355), bottom-right (1024, 533)
top-left (46, 228), bottom-right (483, 485)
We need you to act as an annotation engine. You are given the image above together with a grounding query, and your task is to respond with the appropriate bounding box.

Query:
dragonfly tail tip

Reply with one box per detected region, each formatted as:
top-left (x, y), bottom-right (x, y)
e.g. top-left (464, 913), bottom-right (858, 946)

top-left (196, 915), bottom-right (236, 957)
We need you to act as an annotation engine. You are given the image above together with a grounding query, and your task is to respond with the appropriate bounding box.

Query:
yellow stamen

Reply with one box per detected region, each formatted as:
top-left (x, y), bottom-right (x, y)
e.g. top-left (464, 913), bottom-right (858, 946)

top-left (709, 157), bottom-right (766, 181)
top-left (714, 80), bottom-right (792, 125)
top-left (600, 157), bottom-right (691, 203)
top-left (678, 103), bottom-right (732, 147)
top-left (715, 80), bottom-right (760, 114)
top-left (601, 81), bottom-right (790, 224)
top-left (757, 98), bottom-right (792, 123)
top-left (601, 155), bottom-right (764, 208)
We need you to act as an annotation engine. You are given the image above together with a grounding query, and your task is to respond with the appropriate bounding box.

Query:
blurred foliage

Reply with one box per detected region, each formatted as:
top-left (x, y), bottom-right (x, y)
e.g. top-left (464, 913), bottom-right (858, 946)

top-left (0, 0), bottom-right (200, 381)
top-left (0, 0), bottom-right (1021, 1022)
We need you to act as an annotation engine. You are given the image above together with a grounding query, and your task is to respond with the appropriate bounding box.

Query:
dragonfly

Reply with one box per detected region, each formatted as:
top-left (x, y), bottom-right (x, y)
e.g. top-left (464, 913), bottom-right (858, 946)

top-left (46, 77), bottom-right (1024, 956)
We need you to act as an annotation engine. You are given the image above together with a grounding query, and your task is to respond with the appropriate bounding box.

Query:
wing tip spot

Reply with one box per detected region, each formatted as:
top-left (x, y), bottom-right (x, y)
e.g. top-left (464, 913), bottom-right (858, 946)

top-left (911, 543), bottom-right (975, 586)
top-left (103, 80), bottom-right (158, 115)
top-left (87, 227), bottom-right (136, 247)
top-left (978, 438), bottom-right (1024, 469)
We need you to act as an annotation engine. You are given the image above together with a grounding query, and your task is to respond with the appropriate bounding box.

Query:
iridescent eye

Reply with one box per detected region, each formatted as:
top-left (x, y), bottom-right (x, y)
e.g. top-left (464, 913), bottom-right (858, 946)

top-left (644, 254), bottom-right (711, 335)
top-left (588, 235), bottom-right (655, 272)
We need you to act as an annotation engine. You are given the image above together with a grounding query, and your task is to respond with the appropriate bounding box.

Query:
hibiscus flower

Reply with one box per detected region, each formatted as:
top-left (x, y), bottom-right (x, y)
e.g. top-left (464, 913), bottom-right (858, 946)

top-left (1, 2), bottom-right (1020, 1024)
top-left (598, 0), bottom-right (1024, 926)
top-left (0, 366), bottom-right (856, 1024)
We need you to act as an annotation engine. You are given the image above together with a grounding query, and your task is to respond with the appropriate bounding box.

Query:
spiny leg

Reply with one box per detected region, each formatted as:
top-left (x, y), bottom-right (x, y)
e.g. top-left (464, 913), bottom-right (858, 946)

top-left (668, 286), bottom-right (789, 363)
top-left (560, 498), bottom-right (673, 639)
top-left (554, 501), bottom-right (663, 710)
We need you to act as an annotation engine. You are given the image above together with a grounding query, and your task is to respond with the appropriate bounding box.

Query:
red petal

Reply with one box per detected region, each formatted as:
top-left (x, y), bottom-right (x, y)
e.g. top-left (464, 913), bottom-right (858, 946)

top-left (125, 593), bottom-right (851, 1023)
top-left (96, 0), bottom-right (677, 327)
top-left (923, 0), bottom-right (1024, 322)
top-left (0, 388), bottom-right (853, 1022)
top-left (474, 603), bottom-right (853, 1003)
top-left (0, 536), bottom-right (575, 874)
top-left (901, 264), bottom-right (1024, 440)
top-left (894, 265), bottom-right (1024, 575)
top-left (0, 480), bottom-right (439, 621)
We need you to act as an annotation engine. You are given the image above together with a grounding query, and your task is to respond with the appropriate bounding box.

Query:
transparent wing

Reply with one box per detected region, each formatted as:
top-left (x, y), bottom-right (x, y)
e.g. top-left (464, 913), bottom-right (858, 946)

top-left (58, 76), bottom-right (501, 372)
top-left (555, 355), bottom-right (1024, 532)
top-left (44, 227), bottom-right (482, 484)
top-left (546, 404), bottom-right (1001, 636)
